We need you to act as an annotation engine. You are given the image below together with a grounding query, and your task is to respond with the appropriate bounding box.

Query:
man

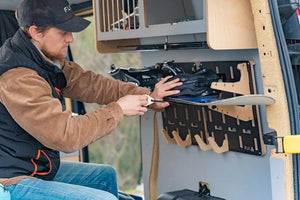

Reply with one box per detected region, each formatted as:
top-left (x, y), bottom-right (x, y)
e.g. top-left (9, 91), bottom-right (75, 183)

top-left (0, 0), bottom-right (182, 199)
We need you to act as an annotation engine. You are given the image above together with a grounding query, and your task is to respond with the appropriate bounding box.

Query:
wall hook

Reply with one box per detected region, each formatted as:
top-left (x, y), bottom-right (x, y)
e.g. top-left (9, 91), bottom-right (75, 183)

top-left (161, 129), bottom-right (176, 144)
top-left (172, 130), bottom-right (192, 147)
top-left (194, 134), bottom-right (212, 151)
top-left (207, 134), bottom-right (229, 153)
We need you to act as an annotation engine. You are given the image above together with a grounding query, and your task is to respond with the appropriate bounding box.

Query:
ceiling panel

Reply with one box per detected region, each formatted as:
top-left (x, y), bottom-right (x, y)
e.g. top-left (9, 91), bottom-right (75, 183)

top-left (0, 0), bottom-right (91, 11)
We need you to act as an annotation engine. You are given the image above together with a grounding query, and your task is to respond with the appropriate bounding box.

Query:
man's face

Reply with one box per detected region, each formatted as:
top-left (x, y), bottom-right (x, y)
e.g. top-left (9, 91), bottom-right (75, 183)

top-left (35, 27), bottom-right (74, 60)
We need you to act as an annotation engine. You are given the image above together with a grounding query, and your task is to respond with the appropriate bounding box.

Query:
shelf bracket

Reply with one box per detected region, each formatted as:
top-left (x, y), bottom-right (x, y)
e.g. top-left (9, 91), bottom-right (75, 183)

top-left (209, 62), bottom-right (254, 121)
top-left (211, 62), bottom-right (250, 95)
top-left (209, 104), bottom-right (254, 121)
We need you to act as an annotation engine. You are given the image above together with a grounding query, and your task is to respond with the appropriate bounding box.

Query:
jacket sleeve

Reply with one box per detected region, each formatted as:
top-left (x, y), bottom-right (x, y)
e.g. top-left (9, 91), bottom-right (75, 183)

top-left (61, 60), bottom-right (150, 104)
top-left (0, 67), bottom-right (123, 153)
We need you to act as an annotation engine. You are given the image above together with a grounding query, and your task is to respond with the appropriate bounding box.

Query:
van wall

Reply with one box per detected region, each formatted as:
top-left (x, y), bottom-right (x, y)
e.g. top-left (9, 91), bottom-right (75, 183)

top-left (139, 48), bottom-right (276, 200)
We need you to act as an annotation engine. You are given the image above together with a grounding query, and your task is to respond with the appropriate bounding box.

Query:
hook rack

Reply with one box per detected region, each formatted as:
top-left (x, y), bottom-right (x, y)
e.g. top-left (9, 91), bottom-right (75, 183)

top-left (161, 60), bottom-right (267, 156)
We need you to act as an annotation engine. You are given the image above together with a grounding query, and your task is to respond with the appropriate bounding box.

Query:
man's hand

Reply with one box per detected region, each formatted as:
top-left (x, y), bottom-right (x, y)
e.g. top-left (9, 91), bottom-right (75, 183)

top-left (117, 95), bottom-right (149, 116)
top-left (150, 76), bottom-right (182, 108)
top-left (117, 76), bottom-right (182, 115)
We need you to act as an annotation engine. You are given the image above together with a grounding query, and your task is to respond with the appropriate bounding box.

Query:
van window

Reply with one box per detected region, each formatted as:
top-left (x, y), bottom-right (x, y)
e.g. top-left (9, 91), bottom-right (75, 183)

top-left (70, 16), bottom-right (143, 192)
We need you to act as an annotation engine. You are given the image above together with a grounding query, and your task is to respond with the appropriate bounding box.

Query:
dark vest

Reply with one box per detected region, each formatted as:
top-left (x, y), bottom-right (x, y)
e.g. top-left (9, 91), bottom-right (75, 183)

top-left (0, 29), bottom-right (67, 180)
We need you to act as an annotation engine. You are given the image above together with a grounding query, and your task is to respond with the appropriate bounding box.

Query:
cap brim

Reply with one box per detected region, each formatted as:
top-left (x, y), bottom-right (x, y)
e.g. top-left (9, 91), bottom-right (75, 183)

top-left (54, 15), bottom-right (91, 32)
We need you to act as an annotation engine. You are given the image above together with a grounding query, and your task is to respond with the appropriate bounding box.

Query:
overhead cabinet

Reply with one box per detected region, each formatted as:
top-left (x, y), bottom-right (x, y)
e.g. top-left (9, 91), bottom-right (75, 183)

top-left (93, 0), bottom-right (257, 52)
top-left (93, 0), bottom-right (206, 52)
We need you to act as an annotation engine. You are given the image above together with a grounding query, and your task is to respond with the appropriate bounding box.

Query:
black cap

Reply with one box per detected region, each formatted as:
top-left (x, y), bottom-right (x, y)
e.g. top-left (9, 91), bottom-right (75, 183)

top-left (16, 0), bottom-right (91, 32)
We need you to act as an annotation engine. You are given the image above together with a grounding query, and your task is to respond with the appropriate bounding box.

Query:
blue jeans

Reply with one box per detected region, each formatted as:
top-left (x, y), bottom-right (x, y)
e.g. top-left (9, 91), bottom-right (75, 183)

top-left (6, 161), bottom-right (118, 200)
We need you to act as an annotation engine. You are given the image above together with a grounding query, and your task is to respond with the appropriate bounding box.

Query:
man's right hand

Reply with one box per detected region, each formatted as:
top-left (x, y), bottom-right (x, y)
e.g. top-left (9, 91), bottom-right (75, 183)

top-left (116, 95), bottom-right (148, 116)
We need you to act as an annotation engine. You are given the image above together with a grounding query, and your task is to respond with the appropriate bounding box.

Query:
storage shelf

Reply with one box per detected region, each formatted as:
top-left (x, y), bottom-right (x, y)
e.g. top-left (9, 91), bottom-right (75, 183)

top-left (94, 0), bottom-right (206, 41)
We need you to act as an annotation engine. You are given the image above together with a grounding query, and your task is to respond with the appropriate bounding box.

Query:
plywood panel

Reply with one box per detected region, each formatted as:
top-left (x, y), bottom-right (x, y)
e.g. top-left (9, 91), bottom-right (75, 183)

top-left (207, 0), bottom-right (258, 50)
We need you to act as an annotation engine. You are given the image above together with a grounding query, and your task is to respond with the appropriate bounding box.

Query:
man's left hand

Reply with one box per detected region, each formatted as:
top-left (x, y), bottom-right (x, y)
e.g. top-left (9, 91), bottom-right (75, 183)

top-left (149, 76), bottom-right (182, 109)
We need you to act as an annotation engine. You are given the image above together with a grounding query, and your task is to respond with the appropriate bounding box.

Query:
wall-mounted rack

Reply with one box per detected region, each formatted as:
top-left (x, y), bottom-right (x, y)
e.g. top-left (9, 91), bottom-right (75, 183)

top-left (161, 60), bottom-right (272, 156)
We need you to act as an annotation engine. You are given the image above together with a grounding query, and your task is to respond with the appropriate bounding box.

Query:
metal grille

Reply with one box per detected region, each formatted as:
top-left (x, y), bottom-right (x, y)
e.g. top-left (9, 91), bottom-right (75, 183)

top-left (99, 0), bottom-right (140, 32)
